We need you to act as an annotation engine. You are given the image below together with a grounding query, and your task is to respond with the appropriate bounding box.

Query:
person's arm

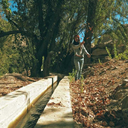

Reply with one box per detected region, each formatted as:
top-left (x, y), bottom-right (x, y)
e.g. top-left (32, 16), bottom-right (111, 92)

top-left (82, 45), bottom-right (91, 58)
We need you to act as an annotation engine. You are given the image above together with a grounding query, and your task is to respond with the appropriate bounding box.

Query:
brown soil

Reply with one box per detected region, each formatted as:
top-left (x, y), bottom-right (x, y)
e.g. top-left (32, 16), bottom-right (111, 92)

top-left (70, 59), bottom-right (128, 128)
top-left (0, 73), bottom-right (42, 97)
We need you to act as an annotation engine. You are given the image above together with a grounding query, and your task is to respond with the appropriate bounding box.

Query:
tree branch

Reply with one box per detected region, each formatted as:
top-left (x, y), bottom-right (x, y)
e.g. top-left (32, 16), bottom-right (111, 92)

top-left (0, 30), bottom-right (36, 38)
top-left (0, 30), bottom-right (21, 37)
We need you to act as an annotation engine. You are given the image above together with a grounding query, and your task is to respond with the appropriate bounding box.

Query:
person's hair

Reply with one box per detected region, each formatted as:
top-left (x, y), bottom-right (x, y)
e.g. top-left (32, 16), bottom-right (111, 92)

top-left (73, 35), bottom-right (80, 45)
top-left (74, 35), bottom-right (80, 39)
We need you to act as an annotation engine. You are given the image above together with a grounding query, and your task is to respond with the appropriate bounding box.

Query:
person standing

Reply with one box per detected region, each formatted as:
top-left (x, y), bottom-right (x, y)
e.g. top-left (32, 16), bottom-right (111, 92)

top-left (72, 35), bottom-right (91, 81)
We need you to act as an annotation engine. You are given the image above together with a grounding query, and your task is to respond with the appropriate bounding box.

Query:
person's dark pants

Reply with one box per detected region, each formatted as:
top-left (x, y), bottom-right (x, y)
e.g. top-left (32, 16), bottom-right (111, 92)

top-left (74, 58), bottom-right (84, 81)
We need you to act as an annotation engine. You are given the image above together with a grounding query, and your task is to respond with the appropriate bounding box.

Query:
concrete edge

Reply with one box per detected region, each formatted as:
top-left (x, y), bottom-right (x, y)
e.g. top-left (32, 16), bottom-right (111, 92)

top-left (8, 83), bottom-right (57, 128)
top-left (0, 76), bottom-right (57, 128)
top-left (35, 76), bottom-right (75, 128)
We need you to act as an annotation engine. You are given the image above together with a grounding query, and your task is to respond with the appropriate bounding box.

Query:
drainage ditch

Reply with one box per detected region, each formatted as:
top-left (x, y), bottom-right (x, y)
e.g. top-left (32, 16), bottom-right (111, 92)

top-left (16, 81), bottom-right (58, 128)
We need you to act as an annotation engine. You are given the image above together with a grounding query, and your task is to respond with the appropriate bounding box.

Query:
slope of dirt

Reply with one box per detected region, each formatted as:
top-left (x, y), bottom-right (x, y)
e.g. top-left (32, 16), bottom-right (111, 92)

top-left (70, 59), bottom-right (128, 128)
top-left (0, 73), bottom-right (42, 97)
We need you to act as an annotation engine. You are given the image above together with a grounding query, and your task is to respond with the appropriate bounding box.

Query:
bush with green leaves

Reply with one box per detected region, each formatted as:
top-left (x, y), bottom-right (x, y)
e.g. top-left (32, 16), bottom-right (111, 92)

top-left (113, 43), bottom-right (118, 59)
top-left (106, 46), bottom-right (112, 59)
top-left (118, 49), bottom-right (128, 60)
top-left (68, 69), bottom-right (76, 83)
top-left (98, 58), bottom-right (102, 65)
top-left (113, 43), bottom-right (128, 60)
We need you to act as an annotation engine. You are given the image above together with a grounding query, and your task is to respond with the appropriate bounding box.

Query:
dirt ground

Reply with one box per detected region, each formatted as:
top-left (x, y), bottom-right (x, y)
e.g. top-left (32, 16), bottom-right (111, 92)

top-left (0, 73), bottom-right (42, 97)
top-left (70, 59), bottom-right (128, 128)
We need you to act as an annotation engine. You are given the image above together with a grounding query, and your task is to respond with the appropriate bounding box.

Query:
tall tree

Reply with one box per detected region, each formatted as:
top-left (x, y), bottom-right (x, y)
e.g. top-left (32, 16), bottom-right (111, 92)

top-left (0, 0), bottom-right (128, 76)
top-left (1, 0), bottom-right (65, 76)
top-left (83, 0), bottom-right (128, 64)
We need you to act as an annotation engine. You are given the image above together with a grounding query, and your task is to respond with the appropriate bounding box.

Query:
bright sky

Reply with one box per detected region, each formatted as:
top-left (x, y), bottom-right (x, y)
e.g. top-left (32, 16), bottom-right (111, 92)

top-left (9, 0), bottom-right (17, 11)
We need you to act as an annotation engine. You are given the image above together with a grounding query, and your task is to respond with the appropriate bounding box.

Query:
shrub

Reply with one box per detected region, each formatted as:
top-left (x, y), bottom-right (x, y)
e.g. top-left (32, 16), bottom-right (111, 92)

top-left (118, 49), bottom-right (128, 60)
top-left (106, 46), bottom-right (112, 59)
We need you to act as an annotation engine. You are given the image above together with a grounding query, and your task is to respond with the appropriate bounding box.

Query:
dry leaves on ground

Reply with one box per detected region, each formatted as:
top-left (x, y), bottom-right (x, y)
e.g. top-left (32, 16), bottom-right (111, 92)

top-left (0, 73), bottom-right (41, 97)
top-left (70, 59), bottom-right (128, 128)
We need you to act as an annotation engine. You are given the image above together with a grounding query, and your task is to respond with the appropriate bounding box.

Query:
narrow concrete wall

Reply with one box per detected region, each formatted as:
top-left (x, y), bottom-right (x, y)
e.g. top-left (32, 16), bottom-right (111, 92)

top-left (0, 76), bottom-right (57, 128)
top-left (35, 76), bottom-right (75, 128)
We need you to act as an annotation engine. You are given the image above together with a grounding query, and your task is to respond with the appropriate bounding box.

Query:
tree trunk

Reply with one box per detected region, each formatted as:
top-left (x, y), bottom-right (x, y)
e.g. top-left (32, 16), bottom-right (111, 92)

top-left (31, 54), bottom-right (42, 77)
top-left (42, 51), bottom-right (54, 77)
top-left (84, 0), bottom-right (98, 66)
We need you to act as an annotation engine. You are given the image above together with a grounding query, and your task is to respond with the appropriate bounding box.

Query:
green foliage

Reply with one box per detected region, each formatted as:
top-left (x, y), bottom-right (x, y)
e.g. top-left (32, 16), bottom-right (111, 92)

top-left (0, 18), bottom-right (36, 76)
top-left (93, 0), bottom-right (128, 47)
top-left (0, 35), bottom-right (22, 76)
top-left (118, 49), bottom-right (128, 60)
top-left (0, 19), bottom-right (13, 75)
top-left (113, 43), bottom-right (118, 59)
top-left (98, 58), bottom-right (102, 65)
top-left (68, 69), bottom-right (76, 83)
top-left (106, 46), bottom-right (112, 59)
top-left (113, 43), bottom-right (128, 60)
top-left (1, 0), bottom-right (11, 17)
top-left (106, 42), bottom-right (128, 61)
top-left (0, 0), bottom-right (128, 76)
top-left (14, 34), bottom-right (37, 75)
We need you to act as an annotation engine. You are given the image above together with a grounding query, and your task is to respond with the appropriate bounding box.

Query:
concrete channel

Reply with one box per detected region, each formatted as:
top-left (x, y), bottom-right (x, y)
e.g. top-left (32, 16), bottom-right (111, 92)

top-left (34, 76), bottom-right (75, 128)
top-left (16, 76), bottom-right (76, 128)
top-left (0, 75), bottom-right (81, 128)
top-left (16, 79), bottom-right (58, 128)
top-left (0, 76), bottom-right (57, 128)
